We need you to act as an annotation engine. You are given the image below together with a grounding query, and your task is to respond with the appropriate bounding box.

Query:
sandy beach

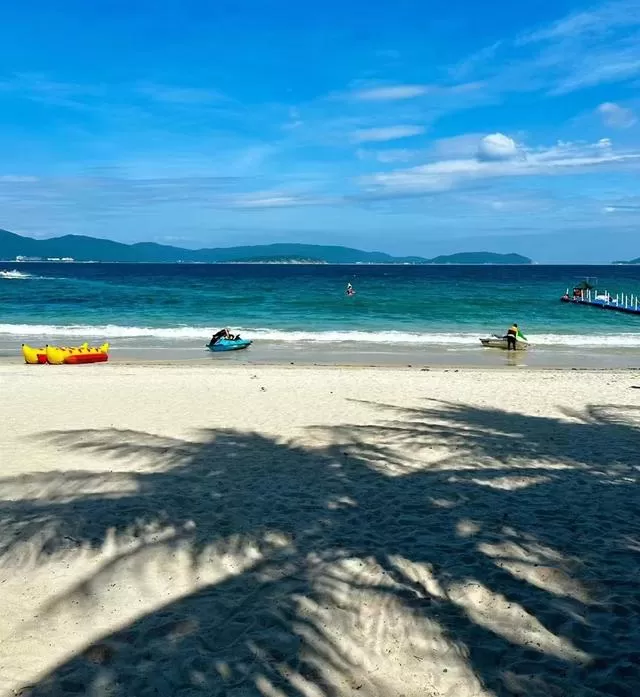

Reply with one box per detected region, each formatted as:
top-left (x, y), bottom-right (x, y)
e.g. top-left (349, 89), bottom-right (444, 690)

top-left (1, 363), bottom-right (639, 696)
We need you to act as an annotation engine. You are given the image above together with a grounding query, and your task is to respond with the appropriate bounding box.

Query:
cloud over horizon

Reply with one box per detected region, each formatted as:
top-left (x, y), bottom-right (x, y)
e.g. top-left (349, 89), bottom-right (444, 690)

top-left (365, 135), bottom-right (640, 194)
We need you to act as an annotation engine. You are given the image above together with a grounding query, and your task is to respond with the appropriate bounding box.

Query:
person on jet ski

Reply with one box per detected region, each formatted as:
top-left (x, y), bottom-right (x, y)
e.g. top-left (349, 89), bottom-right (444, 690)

top-left (208, 328), bottom-right (231, 346)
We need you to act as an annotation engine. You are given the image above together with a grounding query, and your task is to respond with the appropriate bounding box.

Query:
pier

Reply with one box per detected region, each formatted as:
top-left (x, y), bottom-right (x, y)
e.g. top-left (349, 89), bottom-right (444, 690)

top-left (561, 286), bottom-right (640, 316)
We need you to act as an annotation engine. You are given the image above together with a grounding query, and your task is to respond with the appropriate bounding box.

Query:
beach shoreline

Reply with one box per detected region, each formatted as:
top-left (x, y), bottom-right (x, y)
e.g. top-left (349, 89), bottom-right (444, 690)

top-left (3, 342), bottom-right (640, 369)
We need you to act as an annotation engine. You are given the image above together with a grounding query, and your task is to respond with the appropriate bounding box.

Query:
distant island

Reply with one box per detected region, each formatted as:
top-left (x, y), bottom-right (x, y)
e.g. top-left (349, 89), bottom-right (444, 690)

top-left (426, 252), bottom-right (531, 265)
top-left (0, 229), bottom-right (533, 265)
top-left (613, 257), bottom-right (640, 265)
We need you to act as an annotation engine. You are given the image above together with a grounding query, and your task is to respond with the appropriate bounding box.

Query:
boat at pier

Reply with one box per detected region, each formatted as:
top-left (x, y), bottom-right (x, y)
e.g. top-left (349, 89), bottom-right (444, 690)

top-left (561, 282), bottom-right (640, 316)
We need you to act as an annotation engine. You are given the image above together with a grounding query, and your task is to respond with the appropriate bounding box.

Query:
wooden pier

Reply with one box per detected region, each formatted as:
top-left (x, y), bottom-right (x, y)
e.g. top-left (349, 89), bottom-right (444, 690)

top-left (561, 287), bottom-right (640, 316)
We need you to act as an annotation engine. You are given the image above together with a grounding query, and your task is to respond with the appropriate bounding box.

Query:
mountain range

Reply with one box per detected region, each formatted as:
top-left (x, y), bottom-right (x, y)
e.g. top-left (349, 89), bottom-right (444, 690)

top-left (0, 229), bottom-right (532, 264)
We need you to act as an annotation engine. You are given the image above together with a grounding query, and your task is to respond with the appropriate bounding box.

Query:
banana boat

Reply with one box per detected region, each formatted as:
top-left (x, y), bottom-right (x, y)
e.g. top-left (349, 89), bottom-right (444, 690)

top-left (46, 342), bottom-right (109, 365)
top-left (22, 342), bottom-right (109, 365)
top-left (22, 344), bottom-right (48, 364)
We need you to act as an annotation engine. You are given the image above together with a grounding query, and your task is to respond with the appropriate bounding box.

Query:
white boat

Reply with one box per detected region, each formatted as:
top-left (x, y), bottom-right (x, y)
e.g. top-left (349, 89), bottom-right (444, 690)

top-left (479, 334), bottom-right (528, 350)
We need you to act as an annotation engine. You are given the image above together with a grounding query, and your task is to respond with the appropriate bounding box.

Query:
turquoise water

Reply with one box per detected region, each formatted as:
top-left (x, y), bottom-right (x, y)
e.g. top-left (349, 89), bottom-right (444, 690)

top-left (2, 262), bottom-right (640, 349)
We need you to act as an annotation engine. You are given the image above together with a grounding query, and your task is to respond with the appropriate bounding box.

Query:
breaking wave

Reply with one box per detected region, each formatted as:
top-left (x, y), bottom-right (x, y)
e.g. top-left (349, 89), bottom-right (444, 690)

top-left (1, 324), bottom-right (640, 347)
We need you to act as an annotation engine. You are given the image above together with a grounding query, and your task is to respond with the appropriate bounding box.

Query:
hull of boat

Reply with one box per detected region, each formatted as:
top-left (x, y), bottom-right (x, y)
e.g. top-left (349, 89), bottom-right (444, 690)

top-left (46, 343), bottom-right (110, 364)
top-left (207, 338), bottom-right (252, 352)
top-left (479, 337), bottom-right (528, 351)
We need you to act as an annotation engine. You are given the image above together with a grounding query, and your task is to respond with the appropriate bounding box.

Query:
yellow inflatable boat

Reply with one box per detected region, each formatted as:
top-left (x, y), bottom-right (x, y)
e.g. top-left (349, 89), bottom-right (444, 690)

top-left (46, 342), bottom-right (109, 365)
top-left (22, 344), bottom-right (48, 364)
top-left (22, 342), bottom-right (109, 365)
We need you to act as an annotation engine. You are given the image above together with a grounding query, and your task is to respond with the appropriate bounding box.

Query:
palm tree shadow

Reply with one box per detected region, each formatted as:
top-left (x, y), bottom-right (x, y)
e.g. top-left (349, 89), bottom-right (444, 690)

top-left (3, 399), bottom-right (639, 697)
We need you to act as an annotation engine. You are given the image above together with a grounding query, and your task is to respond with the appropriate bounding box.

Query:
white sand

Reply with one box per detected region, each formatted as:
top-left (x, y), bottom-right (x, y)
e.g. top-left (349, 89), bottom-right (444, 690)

top-left (1, 364), bottom-right (639, 697)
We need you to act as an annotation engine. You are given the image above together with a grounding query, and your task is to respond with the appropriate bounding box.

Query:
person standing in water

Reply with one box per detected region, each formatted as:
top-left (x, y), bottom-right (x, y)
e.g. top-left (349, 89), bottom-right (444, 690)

top-left (506, 323), bottom-right (520, 351)
top-left (346, 282), bottom-right (355, 296)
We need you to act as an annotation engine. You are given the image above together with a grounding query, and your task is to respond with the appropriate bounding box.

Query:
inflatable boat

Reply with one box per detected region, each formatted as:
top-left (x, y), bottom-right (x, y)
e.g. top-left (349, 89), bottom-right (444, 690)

top-left (206, 338), bottom-right (252, 352)
top-left (46, 342), bottom-right (109, 365)
top-left (22, 344), bottom-right (48, 364)
top-left (479, 335), bottom-right (528, 351)
top-left (22, 342), bottom-right (109, 364)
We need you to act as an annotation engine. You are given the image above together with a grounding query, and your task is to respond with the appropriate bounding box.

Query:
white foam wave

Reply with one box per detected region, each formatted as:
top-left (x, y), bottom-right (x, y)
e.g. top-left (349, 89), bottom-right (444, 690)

top-left (528, 333), bottom-right (640, 347)
top-left (0, 269), bottom-right (33, 279)
top-left (0, 324), bottom-right (206, 339)
top-left (2, 323), bottom-right (640, 347)
top-left (247, 329), bottom-right (480, 344)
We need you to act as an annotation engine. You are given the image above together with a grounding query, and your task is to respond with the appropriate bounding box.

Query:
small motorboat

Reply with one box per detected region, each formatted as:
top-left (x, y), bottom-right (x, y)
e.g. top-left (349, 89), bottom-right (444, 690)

top-left (479, 335), bottom-right (528, 351)
top-left (206, 338), bottom-right (252, 352)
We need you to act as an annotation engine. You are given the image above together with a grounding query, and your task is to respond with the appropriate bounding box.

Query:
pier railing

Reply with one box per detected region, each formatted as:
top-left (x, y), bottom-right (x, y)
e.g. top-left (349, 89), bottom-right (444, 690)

top-left (565, 288), bottom-right (640, 315)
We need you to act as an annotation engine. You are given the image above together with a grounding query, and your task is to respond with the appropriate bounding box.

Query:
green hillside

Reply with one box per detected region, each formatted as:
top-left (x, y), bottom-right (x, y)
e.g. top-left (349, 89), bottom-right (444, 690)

top-left (428, 252), bottom-right (532, 265)
top-left (0, 229), bottom-right (533, 264)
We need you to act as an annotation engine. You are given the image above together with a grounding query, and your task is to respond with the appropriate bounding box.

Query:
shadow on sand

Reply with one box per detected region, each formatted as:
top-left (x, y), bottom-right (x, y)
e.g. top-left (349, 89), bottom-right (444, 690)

top-left (2, 399), bottom-right (639, 696)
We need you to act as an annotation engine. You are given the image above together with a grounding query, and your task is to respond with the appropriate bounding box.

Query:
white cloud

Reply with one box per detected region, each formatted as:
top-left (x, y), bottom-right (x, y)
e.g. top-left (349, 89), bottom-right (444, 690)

top-left (520, 1), bottom-right (640, 44)
top-left (597, 102), bottom-right (637, 128)
top-left (353, 84), bottom-right (429, 101)
top-left (477, 133), bottom-right (519, 161)
top-left (352, 125), bottom-right (425, 143)
top-left (429, 133), bottom-right (487, 159)
top-left (450, 1), bottom-right (640, 97)
top-left (552, 54), bottom-right (640, 95)
top-left (228, 191), bottom-right (328, 209)
top-left (365, 135), bottom-right (640, 194)
top-left (231, 194), bottom-right (305, 209)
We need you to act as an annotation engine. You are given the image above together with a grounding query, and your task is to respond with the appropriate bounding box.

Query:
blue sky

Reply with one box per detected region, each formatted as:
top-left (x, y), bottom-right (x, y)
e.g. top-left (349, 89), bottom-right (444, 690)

top-left (1, 0), bottom-right (640, 261)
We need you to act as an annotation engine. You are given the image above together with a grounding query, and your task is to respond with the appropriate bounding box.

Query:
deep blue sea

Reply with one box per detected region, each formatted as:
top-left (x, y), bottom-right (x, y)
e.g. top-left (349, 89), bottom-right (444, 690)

top-left (2, 263), bottom-right (640, 359)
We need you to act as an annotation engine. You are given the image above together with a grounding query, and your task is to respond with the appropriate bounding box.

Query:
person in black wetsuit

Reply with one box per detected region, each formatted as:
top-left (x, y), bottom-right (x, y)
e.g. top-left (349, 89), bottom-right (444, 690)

top-left (208, 328), bottom-right (231, 346)
top-left (506, 323), bottom-right (519, 351)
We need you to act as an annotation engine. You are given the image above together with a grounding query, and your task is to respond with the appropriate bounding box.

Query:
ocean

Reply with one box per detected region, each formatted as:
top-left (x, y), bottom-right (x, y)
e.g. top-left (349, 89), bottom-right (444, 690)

top-left (2, 262), bottom-right (640, 367)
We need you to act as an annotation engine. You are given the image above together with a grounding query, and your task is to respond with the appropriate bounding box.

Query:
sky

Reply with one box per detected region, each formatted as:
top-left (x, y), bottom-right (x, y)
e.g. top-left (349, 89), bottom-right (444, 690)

top-left (1, 0), bottom-right (640, 262)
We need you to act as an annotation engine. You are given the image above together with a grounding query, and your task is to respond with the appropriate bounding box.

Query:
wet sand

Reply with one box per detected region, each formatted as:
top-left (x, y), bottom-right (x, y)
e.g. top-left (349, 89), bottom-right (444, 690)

top-left (3, 336), bottom-right (640, 369)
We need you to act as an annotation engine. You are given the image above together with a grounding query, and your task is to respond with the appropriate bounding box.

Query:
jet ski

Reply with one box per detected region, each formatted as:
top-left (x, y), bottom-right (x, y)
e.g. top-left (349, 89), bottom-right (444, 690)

top-left (206, 338), bottom-right (252, 352)
top-left (479, 334), bottom-right (528, 350)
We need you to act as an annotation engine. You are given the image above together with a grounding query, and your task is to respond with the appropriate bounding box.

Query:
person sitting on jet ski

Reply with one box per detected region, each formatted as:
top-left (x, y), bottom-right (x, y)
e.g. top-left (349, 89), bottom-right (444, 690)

top-left (208, 328), bottom-right (231, 346)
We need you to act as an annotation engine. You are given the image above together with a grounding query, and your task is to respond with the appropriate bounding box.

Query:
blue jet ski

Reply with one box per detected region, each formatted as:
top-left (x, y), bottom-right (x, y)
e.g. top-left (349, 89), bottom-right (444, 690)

top-left (206, 338), bottom-right (252, 352)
